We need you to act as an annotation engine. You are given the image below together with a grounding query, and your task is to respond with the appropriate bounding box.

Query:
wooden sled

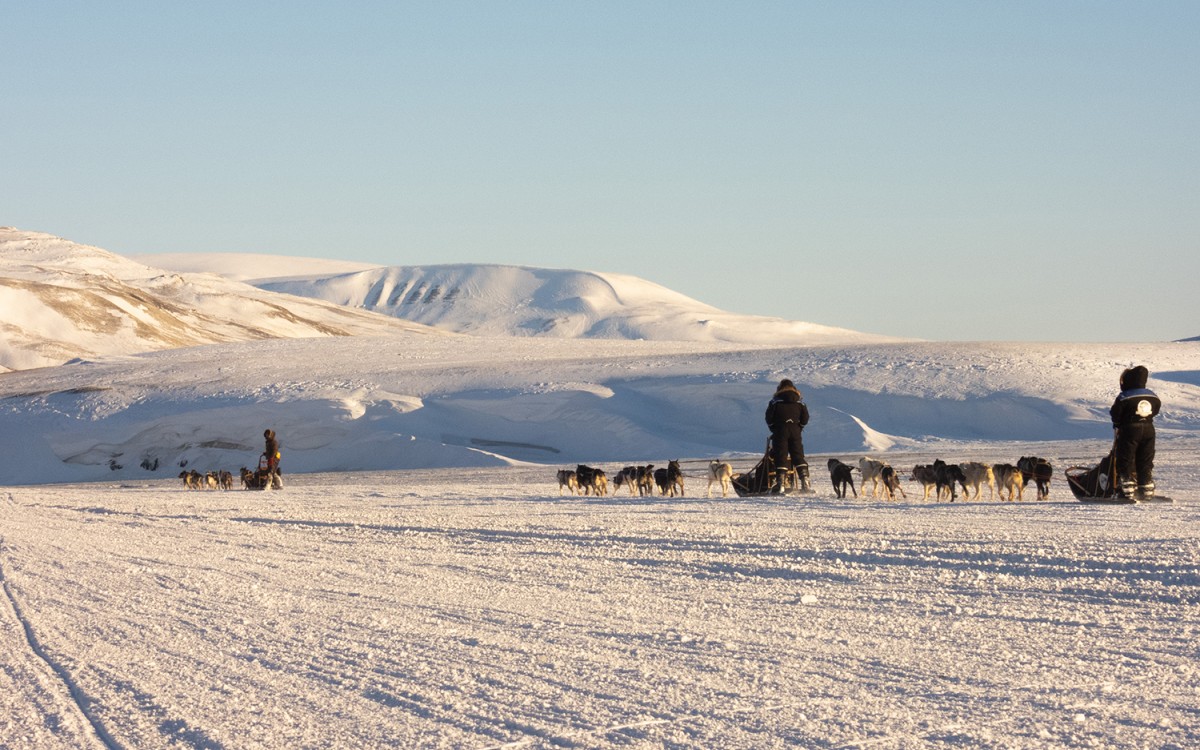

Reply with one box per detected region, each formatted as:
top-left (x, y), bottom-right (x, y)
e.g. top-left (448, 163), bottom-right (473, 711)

top-left (730, 439), bottom-right (815, 497)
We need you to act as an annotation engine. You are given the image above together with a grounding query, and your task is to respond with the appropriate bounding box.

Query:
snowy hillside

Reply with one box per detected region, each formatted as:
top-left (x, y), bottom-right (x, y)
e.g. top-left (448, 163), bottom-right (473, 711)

top-left (147, 255), bottom-right (903, 345)
top-left (0, 229), bottom-right (441, 372)
top-left (2, 331), bottom-right (1198, 486)
top-left (133, 251), bottom-right (383, 283)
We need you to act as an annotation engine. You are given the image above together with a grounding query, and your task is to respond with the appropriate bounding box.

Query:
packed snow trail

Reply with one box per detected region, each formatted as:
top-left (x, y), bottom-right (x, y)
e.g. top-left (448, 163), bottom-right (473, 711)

top-left (0, 538), bottom-right (113, 749)
top-left (0, 447), bottom-right (1197, 748)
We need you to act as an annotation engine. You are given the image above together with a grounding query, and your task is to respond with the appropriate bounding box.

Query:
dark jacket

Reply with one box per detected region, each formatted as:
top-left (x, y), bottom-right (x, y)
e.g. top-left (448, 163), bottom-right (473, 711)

top-left (1110, 366), bottom-right (1161, 429)
top-left (766, 385), bottom-right (809, 433)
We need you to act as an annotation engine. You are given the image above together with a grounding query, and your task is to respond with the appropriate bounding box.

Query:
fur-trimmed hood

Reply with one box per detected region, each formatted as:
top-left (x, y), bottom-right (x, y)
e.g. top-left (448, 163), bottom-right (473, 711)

top-left (774, 381), bottom-right (802, 400)
top-left (1120, 366), bottom-right (1149, 391)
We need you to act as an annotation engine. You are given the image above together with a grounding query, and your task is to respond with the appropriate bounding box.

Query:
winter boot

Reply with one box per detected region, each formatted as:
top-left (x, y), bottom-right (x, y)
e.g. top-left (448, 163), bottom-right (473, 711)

top-left (1137, 481), bottom-right (1155, 501)
top-left (770, 471), bottom-right (784, 495)
top-left (798, 463), bottom-right (811, 492)
top-left (1118, 477), bottom-right (1137, 500)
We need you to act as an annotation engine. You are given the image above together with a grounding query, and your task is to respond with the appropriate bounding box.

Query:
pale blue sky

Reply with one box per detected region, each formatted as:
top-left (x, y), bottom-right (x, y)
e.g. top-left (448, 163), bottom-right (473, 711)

top-left (4, 2), bottom-right (1198, 341)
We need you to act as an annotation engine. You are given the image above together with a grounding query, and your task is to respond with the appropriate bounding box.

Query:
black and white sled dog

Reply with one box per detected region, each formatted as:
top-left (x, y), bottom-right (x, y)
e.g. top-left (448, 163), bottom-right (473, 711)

top-left (859, 457), bottom-right (904, 500)
top-left (880, 465), bottom-right (905, 501)
top-left (827, 458), bottom-right (857, 498)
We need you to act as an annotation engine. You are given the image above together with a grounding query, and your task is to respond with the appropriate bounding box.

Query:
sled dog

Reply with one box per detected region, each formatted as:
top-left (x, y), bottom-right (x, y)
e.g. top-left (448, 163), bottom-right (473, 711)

top-left (993, 463), bottom-right (1024, 501)
top-left (707, 460), bottom-right (733, 497)
top-left (827, 458), bottom-right (857, 499)
top-left (556, 469), bottom-right (579, 495)
top-left (1017, 456), bottom-right (1052, 500)
top-left (911, 465), bottom-right (938, 501)
top-left (960, 462), bottom-right (994, 501)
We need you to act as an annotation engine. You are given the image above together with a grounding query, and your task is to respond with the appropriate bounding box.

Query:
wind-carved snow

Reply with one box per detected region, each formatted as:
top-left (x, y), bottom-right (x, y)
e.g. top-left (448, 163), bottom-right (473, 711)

top-left (3, 333), bottom-right (1198, 486)
top-left (236, 263), bottom-right (904, 345)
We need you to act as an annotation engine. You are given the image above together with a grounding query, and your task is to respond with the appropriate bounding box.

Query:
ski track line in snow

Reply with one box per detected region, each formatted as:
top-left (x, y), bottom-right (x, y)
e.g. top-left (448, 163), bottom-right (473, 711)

top-left (480, 699), bottom-right (811, 749)
top-left (0, 537), bottom-right (124, 750)
top-left (830, 671), bottom-right (1157, 749)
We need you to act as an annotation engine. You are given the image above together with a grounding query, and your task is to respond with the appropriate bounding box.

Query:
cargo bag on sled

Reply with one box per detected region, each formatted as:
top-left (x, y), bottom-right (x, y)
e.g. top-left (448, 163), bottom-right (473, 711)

top-left (1064, 452), bottom-right (1131, 504)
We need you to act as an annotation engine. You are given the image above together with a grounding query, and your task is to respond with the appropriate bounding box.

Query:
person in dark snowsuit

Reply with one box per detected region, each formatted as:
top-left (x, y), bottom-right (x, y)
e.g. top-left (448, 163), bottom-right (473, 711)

top-left (1110, 365), bottom-right (1160, 500)
top-left (765, 379), bottom-right (810, 492)
top-left (263, 428), bottom-right (281, 480)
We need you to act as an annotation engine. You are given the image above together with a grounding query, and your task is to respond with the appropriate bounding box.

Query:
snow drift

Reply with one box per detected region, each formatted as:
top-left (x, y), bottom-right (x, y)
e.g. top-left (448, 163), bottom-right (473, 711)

top-left (2, 333), bottom-right (1198, 486)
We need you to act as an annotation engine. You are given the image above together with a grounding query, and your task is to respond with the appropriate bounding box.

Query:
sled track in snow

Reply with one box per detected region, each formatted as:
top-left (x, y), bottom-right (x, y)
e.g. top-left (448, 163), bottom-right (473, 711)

top-left (0, 537), bottom-right (124, 750)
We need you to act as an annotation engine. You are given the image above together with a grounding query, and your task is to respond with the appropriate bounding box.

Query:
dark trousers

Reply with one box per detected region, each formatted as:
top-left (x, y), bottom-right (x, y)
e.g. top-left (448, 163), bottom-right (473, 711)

top-left (772, 424), bottom-right (805, 473)
top-left (1115, 423), bottom-right (1155, 485)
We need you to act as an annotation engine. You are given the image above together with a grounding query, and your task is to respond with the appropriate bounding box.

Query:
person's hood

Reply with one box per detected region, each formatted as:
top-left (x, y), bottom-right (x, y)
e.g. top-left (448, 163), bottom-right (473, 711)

top-left (1120, 365), bottom-right (1149, 390)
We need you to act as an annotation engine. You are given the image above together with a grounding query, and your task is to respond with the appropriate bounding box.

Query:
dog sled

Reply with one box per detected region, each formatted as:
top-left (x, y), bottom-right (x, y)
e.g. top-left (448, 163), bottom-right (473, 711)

top-left (243, 454), bottom-right (283, 490)
top-left (1064, 451), bottom-right (1170, 504)
top-left (731, 439), bottom-right (815, 497)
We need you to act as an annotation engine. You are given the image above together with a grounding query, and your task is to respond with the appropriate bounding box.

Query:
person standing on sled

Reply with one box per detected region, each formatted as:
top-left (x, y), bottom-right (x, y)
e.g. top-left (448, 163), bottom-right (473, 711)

top-left (263, 428), bottom-right (282, 488)
top-left (1110, 365), bottom-right (1160, 500)
top-left (765, 378), bottom-right (810, 493)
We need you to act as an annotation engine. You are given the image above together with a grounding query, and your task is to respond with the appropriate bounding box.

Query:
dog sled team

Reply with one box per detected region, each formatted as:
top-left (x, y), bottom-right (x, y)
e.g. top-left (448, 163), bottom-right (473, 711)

top-left (827, 455), bottom-right (1053, 502)
top-left (553, 365), bottom-right (1166, 504)
top-left (558, 459), bottom-right (738, 499)
top-left (178, 469), bottom-right (234, 490)
top-left (178, 427), bottom-right (283, 491)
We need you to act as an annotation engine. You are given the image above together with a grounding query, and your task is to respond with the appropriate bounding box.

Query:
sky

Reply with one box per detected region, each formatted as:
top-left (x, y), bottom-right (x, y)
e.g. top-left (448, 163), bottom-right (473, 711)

top-left (3, 1), bottom-right (1198, 342)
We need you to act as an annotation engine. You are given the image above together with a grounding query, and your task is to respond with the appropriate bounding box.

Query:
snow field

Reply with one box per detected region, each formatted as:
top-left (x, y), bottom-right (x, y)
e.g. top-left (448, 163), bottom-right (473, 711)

top-left (2, 440), bottom-right (1198, 749)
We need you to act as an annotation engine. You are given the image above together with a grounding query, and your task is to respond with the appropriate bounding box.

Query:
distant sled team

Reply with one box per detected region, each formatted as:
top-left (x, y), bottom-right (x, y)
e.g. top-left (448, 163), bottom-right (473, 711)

top-left (178, 469), bottom-right (233, 490)
top-left (176, 427), bottom-right (283, 491)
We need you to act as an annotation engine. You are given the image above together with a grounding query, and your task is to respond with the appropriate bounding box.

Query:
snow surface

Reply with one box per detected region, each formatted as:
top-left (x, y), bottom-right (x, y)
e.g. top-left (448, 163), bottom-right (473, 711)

top-left (2, 446), bottom-right (1198, 749)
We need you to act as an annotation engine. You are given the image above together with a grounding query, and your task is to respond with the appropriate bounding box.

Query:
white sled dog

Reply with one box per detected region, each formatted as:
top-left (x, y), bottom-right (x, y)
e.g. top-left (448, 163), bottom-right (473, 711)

top-left (707, 460), bottom-right (734, 497)
top-left (960, 462), bottom-right (995, 501)
top-left (859, 457), bottom-right (891, 499)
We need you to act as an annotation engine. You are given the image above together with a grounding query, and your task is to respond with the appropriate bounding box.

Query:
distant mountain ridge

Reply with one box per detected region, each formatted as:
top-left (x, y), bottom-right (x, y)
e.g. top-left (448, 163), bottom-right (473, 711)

top-left (3, 228), bottom-right (902, 373)
top-left (250, 263), bottom-right (903, 345)
top-left (0, 228), bottom-right (440, 372)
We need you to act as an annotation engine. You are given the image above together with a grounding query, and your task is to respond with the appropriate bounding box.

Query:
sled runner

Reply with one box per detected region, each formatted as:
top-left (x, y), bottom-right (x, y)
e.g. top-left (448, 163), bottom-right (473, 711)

top-left (1064, 452), bottom-right (1171, 504)
top-left (731, 438), bottom-right (815, 497)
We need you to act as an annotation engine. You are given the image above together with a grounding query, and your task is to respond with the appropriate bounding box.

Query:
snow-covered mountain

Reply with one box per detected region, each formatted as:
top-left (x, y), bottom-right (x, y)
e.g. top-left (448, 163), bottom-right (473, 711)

top-left (134, 251), bottom-right (383, 283)
top-left (146, 255), bottom-right (903, 345)
top-left (0, 229), bottom-right (442, 372)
